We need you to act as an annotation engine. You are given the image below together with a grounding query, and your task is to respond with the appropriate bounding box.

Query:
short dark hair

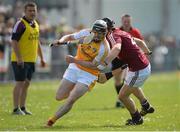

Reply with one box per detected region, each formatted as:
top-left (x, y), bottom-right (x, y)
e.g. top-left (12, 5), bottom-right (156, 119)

top-left (101, 17), bottom-right (115, 30)
top-left (24, 1), bottom-right (37, 10)
top-left (122, 14), bottom-right (131, 18)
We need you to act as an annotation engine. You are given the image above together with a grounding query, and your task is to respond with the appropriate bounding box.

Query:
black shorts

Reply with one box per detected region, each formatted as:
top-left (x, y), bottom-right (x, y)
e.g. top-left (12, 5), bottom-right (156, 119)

top-left (11, 62), bottom-right (35, 81)
top-left (111, 57), bottom-right (128, 71)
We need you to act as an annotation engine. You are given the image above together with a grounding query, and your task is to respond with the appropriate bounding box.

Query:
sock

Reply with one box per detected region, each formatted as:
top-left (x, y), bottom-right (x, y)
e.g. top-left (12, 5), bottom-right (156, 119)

top-left (13, 108), bottom-right (19, 112)
top-left (141, 100), bottom-right (150, 110)
top-left (50, 116), bottom-right (58, 123)
top-left (20, 106), bottom-right (26, 111)
top-left (115, 83), bottom-right (123, 94)
top-left (131, 110), bottom-right (141, 121)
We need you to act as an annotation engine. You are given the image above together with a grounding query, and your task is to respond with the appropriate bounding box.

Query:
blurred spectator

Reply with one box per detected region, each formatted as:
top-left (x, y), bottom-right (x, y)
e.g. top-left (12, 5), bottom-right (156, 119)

top-left (120, 14), bottom-right (144, 40)
top-left (4, 18), bottom-right (15, 45)
top-left (153, 45), bottom-right (168, 70)
top-left (0, 13), bottom-right (5, 58)
top-left (75, 23), bottom-right (85, 31)
top-left (55, 18), bottom-right (73, 38)
top-left (12, 1), bottom-right (24, 19)
top-left (0, 0), bottom-right (179, 82)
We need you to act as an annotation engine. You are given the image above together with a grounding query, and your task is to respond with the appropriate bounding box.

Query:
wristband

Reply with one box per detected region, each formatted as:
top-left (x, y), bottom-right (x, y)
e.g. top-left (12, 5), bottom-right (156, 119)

top-left (97, 64), bottom-right (106, 70)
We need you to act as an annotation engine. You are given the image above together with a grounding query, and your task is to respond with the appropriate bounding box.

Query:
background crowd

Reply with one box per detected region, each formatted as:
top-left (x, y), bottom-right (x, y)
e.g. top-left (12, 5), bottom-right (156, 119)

top-left (0, 0), bottom-right (179, 82)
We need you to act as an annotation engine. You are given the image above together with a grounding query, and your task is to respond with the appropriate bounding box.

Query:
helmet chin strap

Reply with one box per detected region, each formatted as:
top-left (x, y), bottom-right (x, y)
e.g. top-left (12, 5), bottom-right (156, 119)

top-left (93, 38), bottom-right (102, 43)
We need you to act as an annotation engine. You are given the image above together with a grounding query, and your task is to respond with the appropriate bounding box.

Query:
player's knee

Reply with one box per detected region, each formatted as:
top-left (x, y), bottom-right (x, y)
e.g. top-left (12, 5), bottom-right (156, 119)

top-left (56, 95), bottom-right (64, 101)
top-left (55, 96), bottom-right (61, 101)
top-left (115, 80), bottom-right (122, 86)
top-left (15, 81), bottom-right (24, 87)
top-left (118, 91), bottom-right (126, 101)
top-left (112, 68), bottom-right (122, 76)
top-left (114, 76), bottom-right (121, 82)
top-left (23, 81), bottom-right (30, 90)
top-left (25, 79), bottom-right (30, 85)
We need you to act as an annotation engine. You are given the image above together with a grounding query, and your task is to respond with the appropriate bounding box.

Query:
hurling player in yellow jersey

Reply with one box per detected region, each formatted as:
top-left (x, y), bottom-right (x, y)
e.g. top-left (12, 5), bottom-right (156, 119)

top-left (11, 2), bottom-right (45, 115)
top-left (46, 20), bottom-right (110, 127)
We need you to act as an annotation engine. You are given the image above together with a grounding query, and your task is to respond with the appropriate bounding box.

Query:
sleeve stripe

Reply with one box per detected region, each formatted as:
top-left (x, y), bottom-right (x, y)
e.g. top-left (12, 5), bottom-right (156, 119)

top-left (12, 20), bottom-right (22, 33)
top-left (107, 33), bottom-right (116, 45)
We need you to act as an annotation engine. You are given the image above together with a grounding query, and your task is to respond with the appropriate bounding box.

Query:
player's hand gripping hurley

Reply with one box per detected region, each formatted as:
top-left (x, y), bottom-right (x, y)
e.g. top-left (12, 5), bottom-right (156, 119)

top-left (49, 33), bottom-right (94, 47)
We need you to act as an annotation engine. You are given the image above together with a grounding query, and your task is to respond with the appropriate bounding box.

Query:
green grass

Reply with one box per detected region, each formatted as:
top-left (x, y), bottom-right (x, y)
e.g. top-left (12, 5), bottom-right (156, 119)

top-left (0, 72), bottom-right (180, 131)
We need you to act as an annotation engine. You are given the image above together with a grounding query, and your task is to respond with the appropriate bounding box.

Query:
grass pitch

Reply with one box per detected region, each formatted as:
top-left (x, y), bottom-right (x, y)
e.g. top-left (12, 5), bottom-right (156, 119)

top-left (0, 72), bottom-right (180, 131)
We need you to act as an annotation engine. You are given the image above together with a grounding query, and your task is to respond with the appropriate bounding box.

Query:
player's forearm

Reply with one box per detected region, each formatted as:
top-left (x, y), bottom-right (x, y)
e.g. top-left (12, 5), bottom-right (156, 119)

top-left (104, 44), bottom-right (121, 65)
top-left (74, 59), bottom-right (99, 70)
top-left (38, 43), bottom-right (44, 61)
top-left (55, 34), bottom-right (81, 45)
top-left (11, 40), bottom-right (22, 61)
top-left (134, 38), bottom-right (151, 54)
top-left (59, 34), bottom-right (75, 42)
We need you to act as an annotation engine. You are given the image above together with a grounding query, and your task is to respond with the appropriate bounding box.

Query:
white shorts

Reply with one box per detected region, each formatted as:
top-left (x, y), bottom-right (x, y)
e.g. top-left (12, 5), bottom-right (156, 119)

top-left (63, 63), bottom-right (98, 88)
top-left (125, 64), bottom-right (151, 88)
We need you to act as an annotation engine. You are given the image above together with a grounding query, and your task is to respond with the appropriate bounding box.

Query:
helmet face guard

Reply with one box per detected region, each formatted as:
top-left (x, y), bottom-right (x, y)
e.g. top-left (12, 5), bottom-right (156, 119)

top-left (92, 24), bottom-right (107, 34)
top-left (91, 20), bottom-right (107, 42)
top-left (91, 31), bottom-right (106, 43)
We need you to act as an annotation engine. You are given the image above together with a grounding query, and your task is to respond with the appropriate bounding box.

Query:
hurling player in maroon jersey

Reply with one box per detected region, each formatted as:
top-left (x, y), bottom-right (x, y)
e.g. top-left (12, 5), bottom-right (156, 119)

top-left (100, 18), bottom-right (154, 125)
top-left (102, 14), bottom-right (145, 108)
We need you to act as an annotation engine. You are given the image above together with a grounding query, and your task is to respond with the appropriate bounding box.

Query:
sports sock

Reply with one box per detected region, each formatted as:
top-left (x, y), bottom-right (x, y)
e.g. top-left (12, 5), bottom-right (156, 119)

top-left (141, 100), bottom-right (150, 110)
top-left (131, 110), bottom-right (141, 121)
top-left (50, 116), bottom-right (58, 123)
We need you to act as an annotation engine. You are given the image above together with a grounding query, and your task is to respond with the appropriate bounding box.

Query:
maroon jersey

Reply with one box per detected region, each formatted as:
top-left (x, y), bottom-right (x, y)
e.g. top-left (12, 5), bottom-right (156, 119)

top-left (120, 27), bottom-right (144, 40)
top-left (107, 28), bottom-right (149, 71)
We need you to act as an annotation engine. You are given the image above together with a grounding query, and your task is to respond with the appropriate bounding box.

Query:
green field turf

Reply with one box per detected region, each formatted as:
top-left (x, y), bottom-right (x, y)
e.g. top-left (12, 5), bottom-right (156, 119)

top-left (0, 72), bottom-right (180, 131)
